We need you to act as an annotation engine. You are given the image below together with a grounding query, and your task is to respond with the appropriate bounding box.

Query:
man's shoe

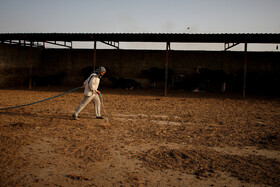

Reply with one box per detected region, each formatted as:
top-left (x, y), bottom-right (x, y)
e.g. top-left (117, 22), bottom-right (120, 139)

top-left (96, 116), bottom-right (104, 119)
top-left (72, 115), bottom-right (78, 120)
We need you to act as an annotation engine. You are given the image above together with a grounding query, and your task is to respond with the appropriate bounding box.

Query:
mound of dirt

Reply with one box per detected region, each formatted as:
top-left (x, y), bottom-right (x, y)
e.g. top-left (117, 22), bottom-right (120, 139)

top-left (137, 146), bottom-right (280, 185)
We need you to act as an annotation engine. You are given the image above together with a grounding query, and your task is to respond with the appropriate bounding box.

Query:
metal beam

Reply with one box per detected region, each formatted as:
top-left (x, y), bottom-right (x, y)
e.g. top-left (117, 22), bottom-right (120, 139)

top-left (100, 41), bottom-right (119, 49)
top-left (1, 33), bottom-right (280, 44)
top-left (224, 43), bottom-right (240, 51)
top-left (2, 40), bottom-right (44, 48)
top-left (45, 41), bottom-right (72, 48)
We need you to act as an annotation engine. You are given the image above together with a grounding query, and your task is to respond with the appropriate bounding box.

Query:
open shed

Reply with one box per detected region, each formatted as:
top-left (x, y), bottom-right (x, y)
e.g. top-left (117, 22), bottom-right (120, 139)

top-left (1, 33), bottom-right (280, 97)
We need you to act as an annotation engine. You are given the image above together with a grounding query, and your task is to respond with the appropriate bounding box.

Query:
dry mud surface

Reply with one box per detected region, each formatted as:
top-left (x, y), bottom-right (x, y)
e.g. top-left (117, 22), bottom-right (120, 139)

top-left (0, 87), bottom-right (280, 186)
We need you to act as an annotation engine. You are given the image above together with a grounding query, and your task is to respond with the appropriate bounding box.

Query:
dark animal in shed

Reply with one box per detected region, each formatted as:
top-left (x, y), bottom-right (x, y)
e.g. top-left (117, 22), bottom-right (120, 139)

top-left (227, 71), bottom-right (280, 95)
top-left (82, 66), bottom-right (94, 80)
top-left (173, 74), bottom-right (201, 91)
top-left (193, 66), bottom-right (227, 92)
top-left (142, 67), bottom-right (174, 88)
top-left (173, 74), bottom-right (189, 90)
top-left (33, 72), bottom-right (65, 86)
top-left (106, 69), bottom-right (140, 89)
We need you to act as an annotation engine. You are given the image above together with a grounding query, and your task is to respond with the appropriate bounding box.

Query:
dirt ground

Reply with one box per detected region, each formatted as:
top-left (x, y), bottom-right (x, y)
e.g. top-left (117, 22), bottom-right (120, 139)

top-left (0, 87), bottom-right (280, 186)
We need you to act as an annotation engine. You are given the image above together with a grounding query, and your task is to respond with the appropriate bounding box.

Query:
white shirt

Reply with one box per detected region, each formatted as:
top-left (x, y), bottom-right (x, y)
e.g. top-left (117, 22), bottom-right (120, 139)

top-left (83, 73), bottom-right (100, 96)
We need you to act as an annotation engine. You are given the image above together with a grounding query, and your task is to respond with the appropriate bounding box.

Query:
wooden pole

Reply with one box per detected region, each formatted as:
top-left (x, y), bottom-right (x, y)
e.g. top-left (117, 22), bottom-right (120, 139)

top-left (243, 43), bottom-right (248, 98)
top-left (29, 42), bottom-right (33, 90)
top-left (93, 40), bottom-right (97, 71)
top-left (165, 42), bottom-right (170, 96)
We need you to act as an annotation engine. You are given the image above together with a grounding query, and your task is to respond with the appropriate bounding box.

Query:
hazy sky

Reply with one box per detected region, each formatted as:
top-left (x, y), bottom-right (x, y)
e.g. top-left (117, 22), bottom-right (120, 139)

top-left (0, 0), bottom-right (279, 50)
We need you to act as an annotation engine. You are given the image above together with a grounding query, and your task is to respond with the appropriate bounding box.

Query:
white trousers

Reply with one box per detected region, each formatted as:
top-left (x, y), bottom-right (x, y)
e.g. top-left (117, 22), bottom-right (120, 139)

top-left (73, 94), bottom-right (101, 117)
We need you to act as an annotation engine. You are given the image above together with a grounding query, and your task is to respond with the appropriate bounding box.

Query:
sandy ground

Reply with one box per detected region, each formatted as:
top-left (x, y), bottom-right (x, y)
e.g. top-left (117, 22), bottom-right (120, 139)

top-left (0, 87), bottom-right (280, 186)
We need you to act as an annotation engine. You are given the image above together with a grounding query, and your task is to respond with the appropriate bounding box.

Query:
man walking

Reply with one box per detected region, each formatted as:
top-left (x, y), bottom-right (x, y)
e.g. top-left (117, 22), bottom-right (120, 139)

top-left (72, 66), bottom-right (106, 120)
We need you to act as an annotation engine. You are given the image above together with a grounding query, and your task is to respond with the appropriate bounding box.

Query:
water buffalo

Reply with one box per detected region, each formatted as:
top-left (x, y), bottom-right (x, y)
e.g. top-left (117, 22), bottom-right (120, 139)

top-left (142, 67), bottom-right (174, 88)
top-left (193, 66), bottom-right (227, 92)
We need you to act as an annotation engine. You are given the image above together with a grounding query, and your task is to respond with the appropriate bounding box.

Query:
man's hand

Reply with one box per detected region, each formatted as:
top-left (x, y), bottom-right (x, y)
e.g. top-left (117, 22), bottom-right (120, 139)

top-left (82, 84), bottom-right (86, 89)
top-left (96, 90), bottom-right (101, 94)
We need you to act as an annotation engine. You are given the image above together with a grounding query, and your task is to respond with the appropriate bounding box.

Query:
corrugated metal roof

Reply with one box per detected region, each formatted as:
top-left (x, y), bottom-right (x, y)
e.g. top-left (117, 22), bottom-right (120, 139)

top-left (1, 33), bottom-right (280, 43)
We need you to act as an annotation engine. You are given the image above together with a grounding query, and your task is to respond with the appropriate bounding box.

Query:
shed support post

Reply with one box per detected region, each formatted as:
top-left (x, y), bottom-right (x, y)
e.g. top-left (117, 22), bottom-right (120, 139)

top-left (165, 41), bottom-right (170, 96)
top-left (243, 43), bottom-right (248, 98)
top-left (93, 40), bottom-right (97, 71)
top-left (29, 42), bottom-right (33, 90)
